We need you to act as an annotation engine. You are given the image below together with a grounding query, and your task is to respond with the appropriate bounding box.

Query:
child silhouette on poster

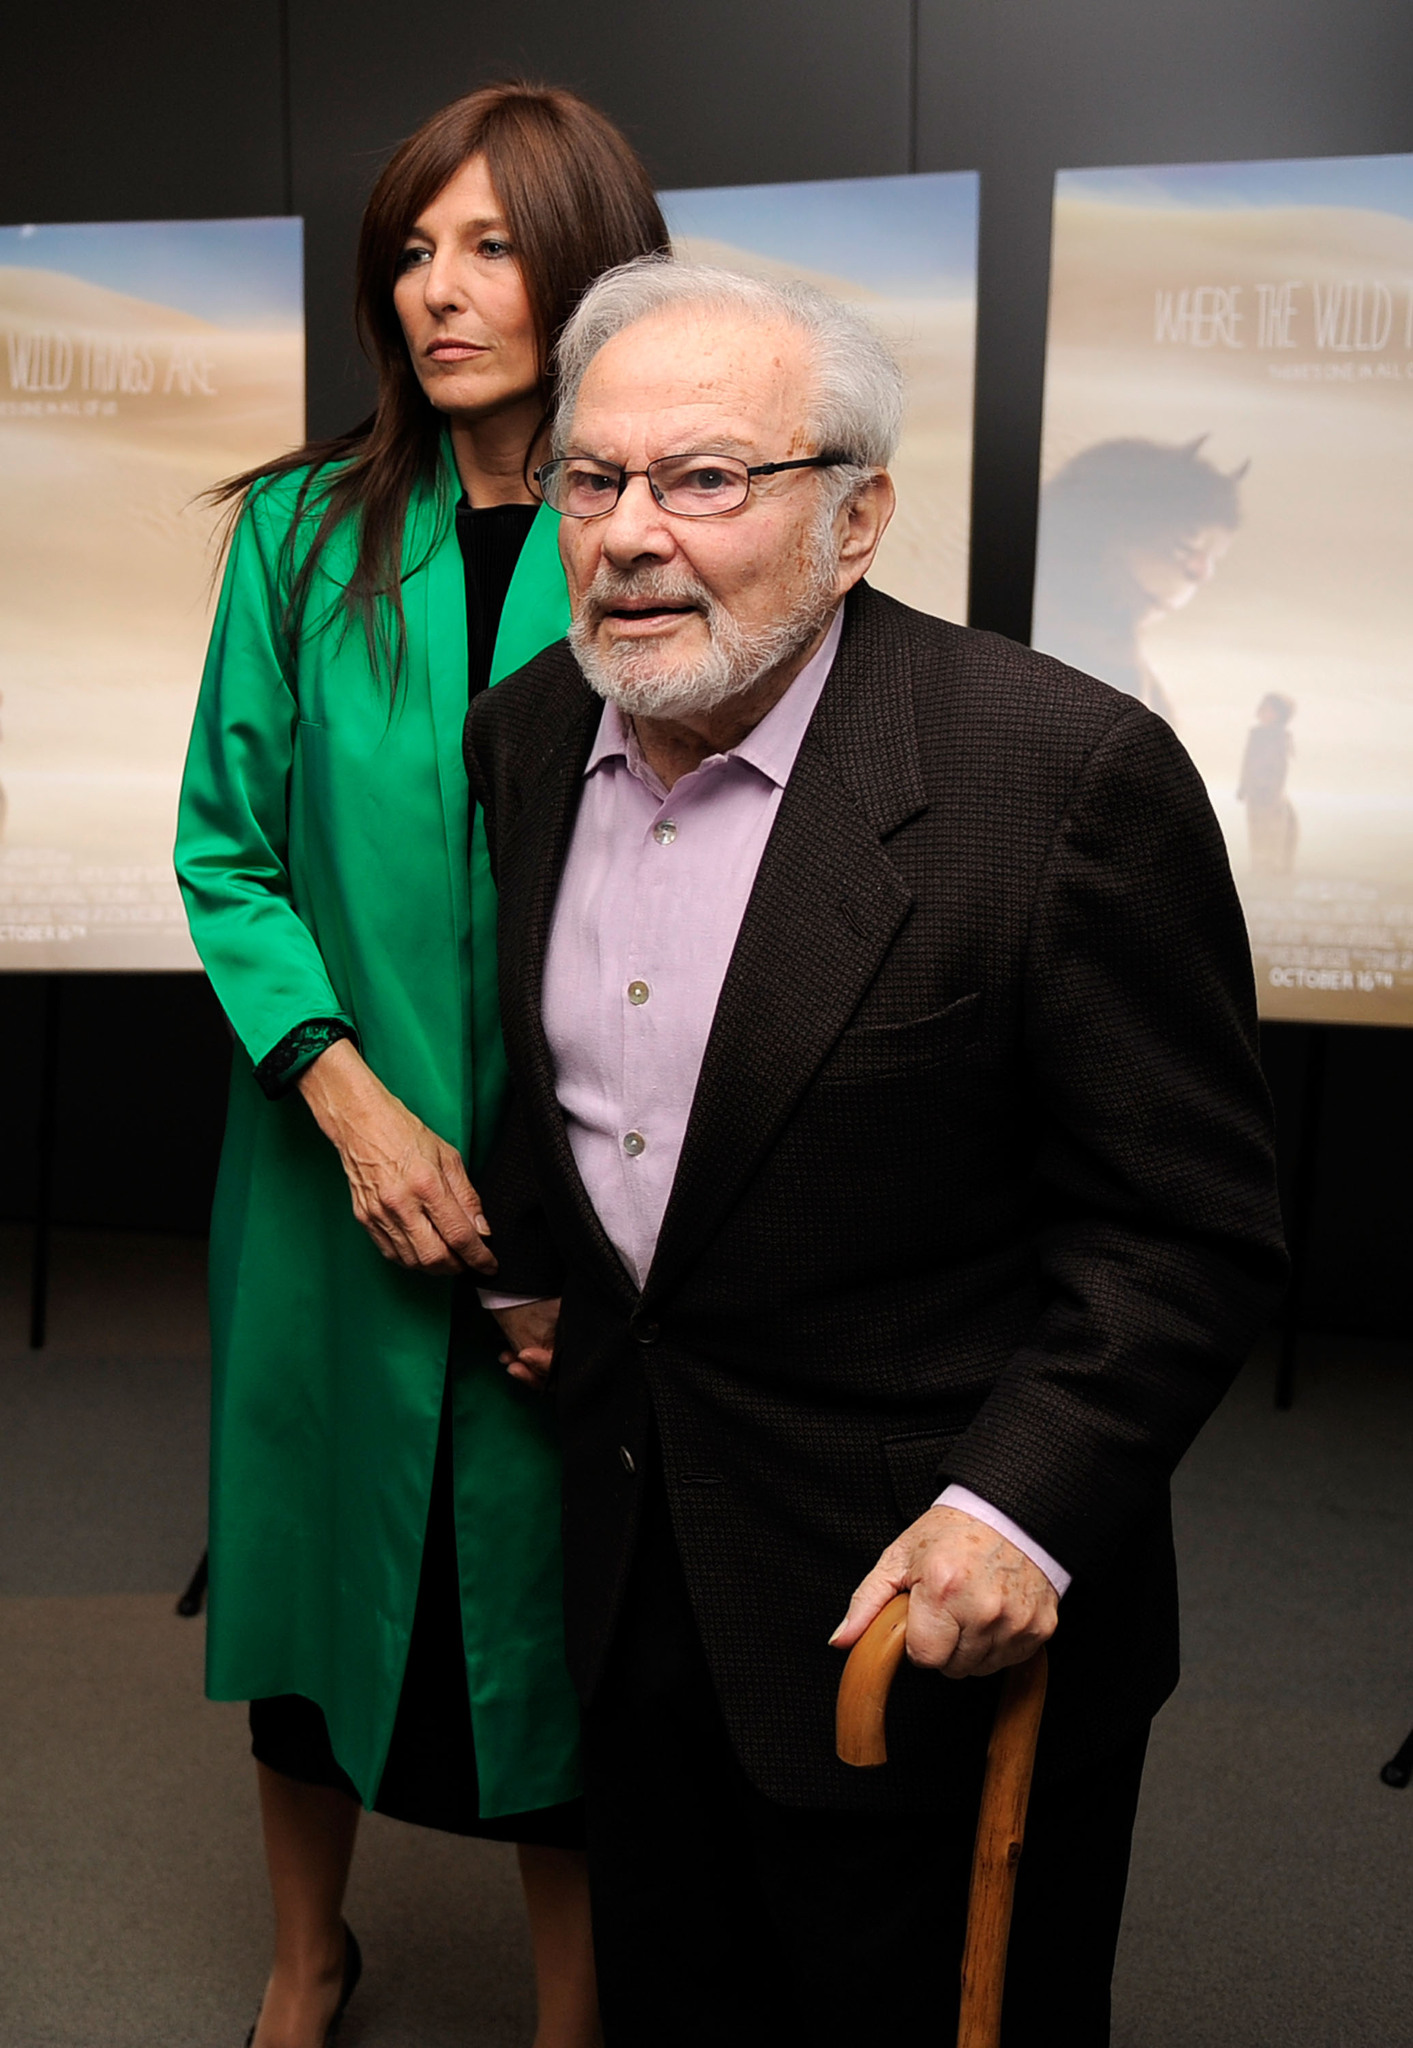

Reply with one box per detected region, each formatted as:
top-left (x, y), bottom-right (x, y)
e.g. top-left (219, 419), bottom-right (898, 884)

top-left (1033, 436), bottom-right (1245, 727)
top-left (1237, 692), bottom-right (1298, 877)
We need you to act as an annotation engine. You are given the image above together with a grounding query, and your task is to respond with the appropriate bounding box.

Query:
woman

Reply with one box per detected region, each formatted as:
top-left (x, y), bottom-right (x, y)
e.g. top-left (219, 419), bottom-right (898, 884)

top-left (176, 84), bottom-right (667, 2048)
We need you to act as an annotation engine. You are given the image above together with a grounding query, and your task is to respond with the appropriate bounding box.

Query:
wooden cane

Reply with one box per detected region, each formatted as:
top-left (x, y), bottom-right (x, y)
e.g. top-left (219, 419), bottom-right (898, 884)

top-left (835, 1591), bottom-right (1049, 2048)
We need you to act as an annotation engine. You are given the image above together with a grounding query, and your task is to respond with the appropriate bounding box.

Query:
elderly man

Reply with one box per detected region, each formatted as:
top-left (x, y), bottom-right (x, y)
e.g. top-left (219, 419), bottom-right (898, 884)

top-left (466, 261), bottom-right (1285, 2047)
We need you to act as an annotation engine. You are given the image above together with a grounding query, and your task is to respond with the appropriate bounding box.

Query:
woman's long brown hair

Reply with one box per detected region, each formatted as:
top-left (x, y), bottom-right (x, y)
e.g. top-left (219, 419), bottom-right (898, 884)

top-left (213, 82), bottom-right (668, 683)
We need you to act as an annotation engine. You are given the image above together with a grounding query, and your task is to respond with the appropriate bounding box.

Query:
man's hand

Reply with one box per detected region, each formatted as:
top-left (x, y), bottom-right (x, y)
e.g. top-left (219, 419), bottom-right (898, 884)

top-left (830, 1505), bottom-right (1058, 1680)
top-left (493, 1298), bottom-right (560, 1390)
top-left (298, 1038), bottom-right (498, 1277)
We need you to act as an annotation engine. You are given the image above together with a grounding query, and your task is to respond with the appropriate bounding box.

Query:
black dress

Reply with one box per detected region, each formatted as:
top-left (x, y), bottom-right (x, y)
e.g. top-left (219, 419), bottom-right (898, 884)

top-left (249, 500), bottom-right (582, 1848)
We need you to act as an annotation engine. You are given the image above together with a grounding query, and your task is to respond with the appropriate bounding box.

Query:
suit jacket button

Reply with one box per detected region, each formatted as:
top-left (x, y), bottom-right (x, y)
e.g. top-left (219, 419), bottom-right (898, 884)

top-left (635, 1319), bottom-right (660, 1344)
top-left (619, 1445), bottom-right (636, 1473)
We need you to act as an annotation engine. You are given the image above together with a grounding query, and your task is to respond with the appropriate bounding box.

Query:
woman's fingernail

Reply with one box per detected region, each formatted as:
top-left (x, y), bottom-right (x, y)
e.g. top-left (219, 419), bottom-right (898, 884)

top-left (828, 1618), bottom-right (849, 1645)
top-left (474, 1213), bottom-right (491, 1235)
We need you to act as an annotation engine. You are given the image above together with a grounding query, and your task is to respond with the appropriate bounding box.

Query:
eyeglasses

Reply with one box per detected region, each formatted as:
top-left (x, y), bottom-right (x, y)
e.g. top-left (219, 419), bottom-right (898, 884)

top-left (535, 451), bottom-right (844, 520)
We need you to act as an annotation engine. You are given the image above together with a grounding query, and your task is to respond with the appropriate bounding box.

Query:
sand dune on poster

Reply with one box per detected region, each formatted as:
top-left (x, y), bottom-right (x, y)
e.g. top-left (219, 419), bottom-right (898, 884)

top-left (1041, 199), bottom-right (1413, 875)
top-left (0, 267), bottom-right (302, 961)
top-left (673, 235), bottom-right (975, 623)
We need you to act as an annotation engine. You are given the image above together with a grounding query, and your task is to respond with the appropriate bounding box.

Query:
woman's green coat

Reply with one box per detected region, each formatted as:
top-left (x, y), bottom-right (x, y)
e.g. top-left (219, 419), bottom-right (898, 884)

top-left (175, 445), bottom-right (576, 1814)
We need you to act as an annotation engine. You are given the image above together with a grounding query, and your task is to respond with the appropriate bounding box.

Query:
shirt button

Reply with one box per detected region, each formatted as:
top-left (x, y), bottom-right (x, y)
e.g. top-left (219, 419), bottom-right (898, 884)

top-left (653, 820), bottom-right (678, 845)
top-left (623, 1130), bottom-right (646, 1156)
top-left (627, 980), bottom-right (650, 1006)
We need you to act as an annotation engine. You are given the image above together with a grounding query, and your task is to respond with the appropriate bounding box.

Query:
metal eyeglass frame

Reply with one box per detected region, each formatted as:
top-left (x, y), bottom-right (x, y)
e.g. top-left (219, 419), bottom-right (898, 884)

top-left (534, 452), bottom-right (845, 519)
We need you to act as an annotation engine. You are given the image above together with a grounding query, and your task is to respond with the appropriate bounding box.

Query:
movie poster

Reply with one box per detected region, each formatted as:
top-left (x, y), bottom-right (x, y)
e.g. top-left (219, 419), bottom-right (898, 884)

top-left (0, 218), bottom-right (303, 970)
top-left (661, 172), bottom-right (979, 626)
top-left (1034, 155), bottom-right (1413, 1026)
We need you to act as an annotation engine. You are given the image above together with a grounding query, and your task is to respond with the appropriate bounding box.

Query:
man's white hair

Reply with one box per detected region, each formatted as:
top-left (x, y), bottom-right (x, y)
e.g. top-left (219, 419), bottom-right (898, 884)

top-left (551, 257), bottom-right (905, 502)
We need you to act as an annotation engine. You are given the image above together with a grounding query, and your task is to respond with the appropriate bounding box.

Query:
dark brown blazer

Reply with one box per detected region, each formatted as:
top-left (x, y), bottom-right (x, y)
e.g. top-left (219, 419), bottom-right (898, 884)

top-left (465, 581), bottom-right (1287, 1813)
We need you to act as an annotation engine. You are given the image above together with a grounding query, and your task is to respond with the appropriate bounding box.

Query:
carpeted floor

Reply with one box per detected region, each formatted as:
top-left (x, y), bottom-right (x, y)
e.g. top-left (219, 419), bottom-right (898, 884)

top-left (0, 1229), bottom-right (536, 2048)
top-left (0, 1595), bottom-right (535, 2048)
top-left (1116, 1346), bottom-right (1413, 2047)
top-left (1, 1225), bottom-right (1410, 2045)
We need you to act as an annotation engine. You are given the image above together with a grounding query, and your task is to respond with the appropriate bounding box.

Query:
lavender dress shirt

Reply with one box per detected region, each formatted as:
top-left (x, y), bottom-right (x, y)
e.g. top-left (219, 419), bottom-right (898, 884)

top-left (484, 606), bottom-right (1068, 1595)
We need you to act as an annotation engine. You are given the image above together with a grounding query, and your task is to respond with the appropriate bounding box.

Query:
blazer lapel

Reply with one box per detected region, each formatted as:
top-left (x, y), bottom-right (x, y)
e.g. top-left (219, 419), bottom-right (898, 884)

top-left (645, 586), bottom-right (927, 1303)
top-left (495, 685), bottom-right (642, 1305)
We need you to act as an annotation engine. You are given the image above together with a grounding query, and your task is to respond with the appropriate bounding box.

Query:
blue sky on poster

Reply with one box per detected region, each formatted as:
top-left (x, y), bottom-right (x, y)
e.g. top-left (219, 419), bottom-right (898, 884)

top-left (0, 217), bottom-right (303, 327)
top-left (1060, 153), bottom-right (1413, 222)
top-left (661, 171), bottom-right (979, 298)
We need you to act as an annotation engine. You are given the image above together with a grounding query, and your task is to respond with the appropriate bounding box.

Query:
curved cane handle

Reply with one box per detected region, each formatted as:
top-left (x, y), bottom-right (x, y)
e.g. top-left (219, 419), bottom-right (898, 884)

top-left (835, 1591), bottom-right (911, 1766)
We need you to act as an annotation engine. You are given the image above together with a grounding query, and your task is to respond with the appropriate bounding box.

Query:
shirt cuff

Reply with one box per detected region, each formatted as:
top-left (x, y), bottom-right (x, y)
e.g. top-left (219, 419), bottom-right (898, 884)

top-left (477, 1290), bottom-right (549, 1313)
top-left (934, 1485), bottom-right (1072, 1597)
top-left (253, 1017), bottom-right (358, 1100)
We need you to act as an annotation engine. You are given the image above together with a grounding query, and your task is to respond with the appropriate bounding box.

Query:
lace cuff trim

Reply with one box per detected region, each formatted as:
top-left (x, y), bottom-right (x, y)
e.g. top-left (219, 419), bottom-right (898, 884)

top-left (254, 1017), bottom-right (358, 1100)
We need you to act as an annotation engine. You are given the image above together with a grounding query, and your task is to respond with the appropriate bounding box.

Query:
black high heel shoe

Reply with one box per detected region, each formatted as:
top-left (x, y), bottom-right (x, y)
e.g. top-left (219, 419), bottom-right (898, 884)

top-left (325, 1925), bottom-right (362, 2043)
top-left (244, 1923), bottom-right (363, 2047)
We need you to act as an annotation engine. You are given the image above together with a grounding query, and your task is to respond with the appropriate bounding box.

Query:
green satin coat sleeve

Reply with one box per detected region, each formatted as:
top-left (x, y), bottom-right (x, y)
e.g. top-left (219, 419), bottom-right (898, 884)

top-left (175, 481), bottom-right (353, 1069)
top-left (174, 448), bottom-right (576, 1815)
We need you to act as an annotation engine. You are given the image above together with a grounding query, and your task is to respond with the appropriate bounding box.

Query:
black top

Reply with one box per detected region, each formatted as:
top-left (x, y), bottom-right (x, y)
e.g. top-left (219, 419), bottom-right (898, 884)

top-left (456, 497), bottom-right (539, 700)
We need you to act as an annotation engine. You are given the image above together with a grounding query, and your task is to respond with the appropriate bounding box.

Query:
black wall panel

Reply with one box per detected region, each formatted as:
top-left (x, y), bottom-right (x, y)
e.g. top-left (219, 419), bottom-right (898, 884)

top-left (0, 3), bottom-right (286, 224)
top-left (1295, 1030), bottom-right (1413, 1332)
top-left (2, 0), bottom-right (1412, 1338)
top-left (0, 977), bottom-right (44, 1224)
top-left (0, 975), bottom-right (231, 1235)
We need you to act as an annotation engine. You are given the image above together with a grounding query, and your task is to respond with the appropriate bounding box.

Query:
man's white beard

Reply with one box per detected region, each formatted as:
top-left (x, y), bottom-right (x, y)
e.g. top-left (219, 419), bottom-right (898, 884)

top-left (569, 549), bottom-right (839, 721)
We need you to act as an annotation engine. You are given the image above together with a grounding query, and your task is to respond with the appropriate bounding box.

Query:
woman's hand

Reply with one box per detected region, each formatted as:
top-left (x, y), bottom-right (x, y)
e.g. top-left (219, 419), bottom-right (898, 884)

top-left (493, 1298), bottom-right (560, 1390)
top-left (298, 1038), bottom-right (498, 1276)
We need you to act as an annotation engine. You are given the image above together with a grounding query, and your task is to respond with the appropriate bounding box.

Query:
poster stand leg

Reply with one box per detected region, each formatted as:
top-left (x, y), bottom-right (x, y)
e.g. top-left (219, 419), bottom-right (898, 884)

top-left (1275, 1024), bottom-right (1328, 1410)
top-left (176, 1549), bottom-right (209, 1618)
top-left (1380, 1724), bottom-right (1413, 1789)
top-left (28, 974), bottom-right (62, 1350)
